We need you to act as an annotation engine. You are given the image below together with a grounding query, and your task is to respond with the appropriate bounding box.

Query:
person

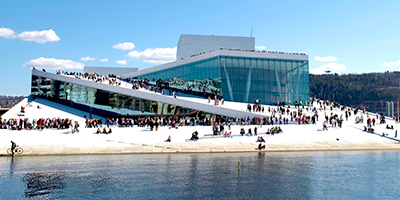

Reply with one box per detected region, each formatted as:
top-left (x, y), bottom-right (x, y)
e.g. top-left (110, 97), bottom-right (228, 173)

top-left (102, 128), bottom-right (107, 134)
top-left (96, 128), bottom-right (101, 134)
top-left (258, 143), bottom-right (265, 150)
top-left (224, 131), bottom-right (232, 138)
top-left (240, 128), bottom-right (245, 136)
top-left (248, 128), bottom-right (252, 136)
top-left (395, 130), bottom-right (398, 138)
top-left (73, 121), bottom-right (79, 133)
top-left (11, 141), bottom-right (16, 156)
top-left (167, 135), bottom-right (171, 142)
top-left (323, 121), bottom-right (328, 131)
top-left (191, 131), bottom-right (199, 141)
top-left (108, 128), bottom-right (112, 134)
top-left (213, 126), bottom-right (218, 136)
top-left (254, 127), bottom-right (257, 136)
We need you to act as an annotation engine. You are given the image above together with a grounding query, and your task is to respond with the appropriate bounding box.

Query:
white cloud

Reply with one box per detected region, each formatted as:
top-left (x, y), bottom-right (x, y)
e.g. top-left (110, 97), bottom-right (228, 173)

top-left (0, 27), bottom-right (60, 43)
top-left (383, 60), bottom-right (400, 67)
top-left (80, 56), bottom-right (95, 61)
top-left (113, 42), bottom-right (135, 50)
top-left (255, 45), bottom-right (266, 50)
top-left (23, 57), bottom-right (84, 70)
top-left (309, 62), bottom-right (346, 74)
top-left (125, 47), bottom-right (177, 63)
top-left (116, 60), bottom-right (127, 65)
top-left (314, 56), bottom-right (338, 62)
top-left (0, 27), bottom-right (16, 39)
top-left (99, 58), bottom-right (109, 62)
top-left (17, 29), bottom-right (60, 43)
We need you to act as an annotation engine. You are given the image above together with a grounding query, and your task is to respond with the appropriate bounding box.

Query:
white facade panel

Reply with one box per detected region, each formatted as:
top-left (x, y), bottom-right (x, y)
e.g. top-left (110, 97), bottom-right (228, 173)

top-left (177, 34), bottom-right (255, 60)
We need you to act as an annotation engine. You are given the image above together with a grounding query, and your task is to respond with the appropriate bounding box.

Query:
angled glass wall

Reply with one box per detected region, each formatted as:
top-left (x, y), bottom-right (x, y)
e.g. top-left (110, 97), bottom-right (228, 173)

top-left (31, 75), bottom-right (216, 118)
top-left (135, 57), bottom-right (222, 98)
top-left (220, 56), bottom-right (309, 105)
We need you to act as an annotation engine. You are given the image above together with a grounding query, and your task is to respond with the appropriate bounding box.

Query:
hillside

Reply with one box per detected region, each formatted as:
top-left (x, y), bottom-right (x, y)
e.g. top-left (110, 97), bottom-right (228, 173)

top-left (0, 95), bottom-right (26, 108)
top-left (309, 71), bottom-right (400, 107)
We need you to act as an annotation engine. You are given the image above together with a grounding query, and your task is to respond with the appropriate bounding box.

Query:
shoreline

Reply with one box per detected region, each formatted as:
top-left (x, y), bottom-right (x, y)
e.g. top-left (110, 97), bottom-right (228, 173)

top-left (2, 123), bottom-right (400, 156)
top-left (2, 137), bottom-right (400, 156)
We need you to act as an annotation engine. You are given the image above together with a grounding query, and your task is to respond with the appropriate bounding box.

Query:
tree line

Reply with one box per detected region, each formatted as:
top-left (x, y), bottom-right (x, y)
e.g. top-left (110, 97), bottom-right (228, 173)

top-left (0, 95), bottom-right (25, 108)
top-left (309, 71), bottom-right (400, 107)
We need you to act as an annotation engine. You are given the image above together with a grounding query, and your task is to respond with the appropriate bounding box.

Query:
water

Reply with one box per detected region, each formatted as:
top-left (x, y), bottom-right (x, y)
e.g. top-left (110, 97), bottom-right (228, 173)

top-left (1, 151), bottom-right (400, 199)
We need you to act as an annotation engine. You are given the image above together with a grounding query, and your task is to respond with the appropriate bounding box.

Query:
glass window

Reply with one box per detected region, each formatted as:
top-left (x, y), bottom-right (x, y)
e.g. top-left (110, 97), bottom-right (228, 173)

top-left (245, 58), bottom-right (251, 69)
top-left (226, 57), bottom-right (232, 67)
top-left (257, 59), bottom-right (263, 69)
top-left (280, 60), bottom-right (286, 72)
top-left (232, 57), bottom-right (239, 68)
top-left (256, 69), bottom-right (264, 81)
top-left (238, 58), bottom-right (245, 68)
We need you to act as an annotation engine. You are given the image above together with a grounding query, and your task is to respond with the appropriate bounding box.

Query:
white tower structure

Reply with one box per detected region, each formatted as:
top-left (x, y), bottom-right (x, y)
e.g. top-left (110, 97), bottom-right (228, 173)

top-left (176, 34), bottom-right (255, 60)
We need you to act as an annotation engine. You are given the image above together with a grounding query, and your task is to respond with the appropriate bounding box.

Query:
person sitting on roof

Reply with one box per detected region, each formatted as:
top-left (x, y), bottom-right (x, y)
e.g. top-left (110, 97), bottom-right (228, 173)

top-left (167, 135), bottom-right (171, 142)
top-left (190, 131), bottom-right (199, 141)
top-left (240, 128), bottom-right (245, 136)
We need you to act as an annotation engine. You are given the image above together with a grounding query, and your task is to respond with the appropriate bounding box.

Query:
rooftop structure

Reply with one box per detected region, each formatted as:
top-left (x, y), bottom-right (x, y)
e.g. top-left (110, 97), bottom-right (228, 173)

top-left (176, 34), bottom-right (255, 60)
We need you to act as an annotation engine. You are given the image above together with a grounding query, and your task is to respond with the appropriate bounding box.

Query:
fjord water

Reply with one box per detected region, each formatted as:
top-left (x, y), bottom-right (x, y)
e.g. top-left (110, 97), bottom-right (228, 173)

top-left (1, 151), bottom-right (400, 199)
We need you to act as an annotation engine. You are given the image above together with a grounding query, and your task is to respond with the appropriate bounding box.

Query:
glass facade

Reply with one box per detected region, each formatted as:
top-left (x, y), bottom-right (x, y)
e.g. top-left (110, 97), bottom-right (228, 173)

top-left (135, 56), bottom-right (309, 105)
top-left (220, 56), bottom-right (309, 104)
top-left (31, 75), bottom-right (215, 118)
top-left (138, 57), bottom-right (222, 98)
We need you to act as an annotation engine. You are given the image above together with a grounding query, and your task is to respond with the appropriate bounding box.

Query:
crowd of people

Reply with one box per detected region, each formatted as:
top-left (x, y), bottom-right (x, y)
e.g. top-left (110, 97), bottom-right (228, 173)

top-left (0, 117), bottom-right (74, 131)
top-left (56, 71), bottom-right (123, 87)
top-left (96, 127), bottom-right (112, 134)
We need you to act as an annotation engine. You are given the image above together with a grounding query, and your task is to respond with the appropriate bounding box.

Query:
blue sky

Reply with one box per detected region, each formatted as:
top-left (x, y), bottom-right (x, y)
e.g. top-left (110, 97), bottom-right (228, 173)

top-left (1, 0), bottom-right (400, 95)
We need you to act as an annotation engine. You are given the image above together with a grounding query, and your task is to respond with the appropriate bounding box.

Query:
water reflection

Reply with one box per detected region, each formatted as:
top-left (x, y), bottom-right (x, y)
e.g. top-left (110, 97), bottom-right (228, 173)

top-left (9, 156), bottom-right (15, 177)
top-left (0, 151), bottom-right (399, 199)
top-left (23, 172), bottom-right (67, 197)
